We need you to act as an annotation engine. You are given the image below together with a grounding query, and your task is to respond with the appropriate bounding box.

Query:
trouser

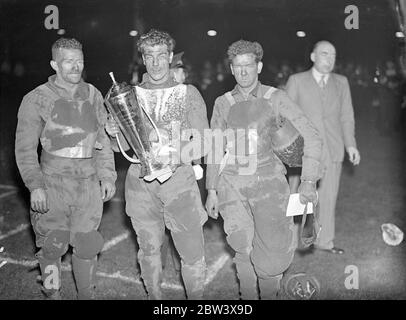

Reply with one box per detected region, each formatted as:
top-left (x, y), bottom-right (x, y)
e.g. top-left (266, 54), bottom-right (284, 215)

top-left (161, 229), bottom-right (181, 273)
top-left (125, 165), bottom-right (208, 300)
top-left (31, 173), bottom-right (104, 299)
top-left (217, 173), bottom-right (296, 300)
top-left (314, 162), bottom-right (342, 249)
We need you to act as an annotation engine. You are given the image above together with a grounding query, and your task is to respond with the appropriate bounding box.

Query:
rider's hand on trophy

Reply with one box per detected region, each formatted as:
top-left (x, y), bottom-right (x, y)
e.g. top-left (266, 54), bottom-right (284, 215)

top-left (148, 130), bottom-right (160, 143)
top-left (155, 144), bottom-right (180, 172)
top-left (168, 150), bottom-right (181, 172)
top-left (105, 116), bottom-right (120, 137)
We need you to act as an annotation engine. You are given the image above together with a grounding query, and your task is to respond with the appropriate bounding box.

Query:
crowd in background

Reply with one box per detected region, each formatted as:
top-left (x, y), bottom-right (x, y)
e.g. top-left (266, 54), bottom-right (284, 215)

top-left (151, 56), bottom-right (406, 135)
top-left (126, 55), bottom-right (406, 135)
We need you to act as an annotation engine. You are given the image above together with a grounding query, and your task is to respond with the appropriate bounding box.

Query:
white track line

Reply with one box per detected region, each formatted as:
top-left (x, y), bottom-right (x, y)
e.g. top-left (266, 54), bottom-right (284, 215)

top-left (0, 225), bottom-right (129, 250)
top-left (0, 223), bottom-right (30, 241)
top-left (101, 231), bottom-right (131, 252)
top-left (0, 190), bottom-right (17, 200)
top-left (0, 256), bottom-right (71, 271)
top-left (161, 281), bottom-right (184, 291)
top-left (0, 256), bottom-right (37, 268)
top-left (1, 229), bottom-right (230, 291)
top-left (96, 271), bottom-right (141, 284)
top-left (1, 253), bottom-right (230, 291)
top-left (0, 184), bottom-right (18, 190)
top-left (204, 253), bottom-right (231, 285)
top-left (0, 255), bottom-right (183, 290)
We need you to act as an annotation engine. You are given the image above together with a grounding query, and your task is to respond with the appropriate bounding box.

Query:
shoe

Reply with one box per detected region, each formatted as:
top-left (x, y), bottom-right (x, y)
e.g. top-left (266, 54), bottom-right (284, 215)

top-left (41, 286), bottom-right (62, 300)
top-left (77, 285), bottom-right (96, 300)
top-left (314, 246), bottom-right (344, 254)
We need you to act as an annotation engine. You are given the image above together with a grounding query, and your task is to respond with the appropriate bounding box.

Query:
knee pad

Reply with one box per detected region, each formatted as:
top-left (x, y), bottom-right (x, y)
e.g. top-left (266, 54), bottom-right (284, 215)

top-left (42, 230), bottom-right (70, 260)
top-left (253, 251), bottom-right (294, 279)
top-left (226, 230), bottom-right (253, 256)
top-left (73, 231), bottom-right (104, 259)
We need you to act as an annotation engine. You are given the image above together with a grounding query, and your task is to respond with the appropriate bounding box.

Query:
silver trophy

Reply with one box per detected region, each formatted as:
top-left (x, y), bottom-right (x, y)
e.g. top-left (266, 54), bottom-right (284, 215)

top-left (104, 72), bottom-right (173, 183)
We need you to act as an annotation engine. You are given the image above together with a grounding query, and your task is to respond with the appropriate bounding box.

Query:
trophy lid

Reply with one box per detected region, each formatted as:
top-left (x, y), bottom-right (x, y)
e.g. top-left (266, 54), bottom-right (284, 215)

top-left (108, 72), bottom-right (132, 97)
top-left (170, 52), bottom-right (185, 69)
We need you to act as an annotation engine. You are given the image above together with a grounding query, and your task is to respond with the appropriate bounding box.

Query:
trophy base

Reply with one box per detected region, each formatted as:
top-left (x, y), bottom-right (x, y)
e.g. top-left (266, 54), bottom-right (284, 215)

top-left (143, 166), bottom-right (173, 183)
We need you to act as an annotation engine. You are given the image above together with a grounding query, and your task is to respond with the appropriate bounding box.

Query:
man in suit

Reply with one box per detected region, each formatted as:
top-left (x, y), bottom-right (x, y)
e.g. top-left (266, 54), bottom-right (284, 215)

top-left (286, 41), bottom-right (361, 254)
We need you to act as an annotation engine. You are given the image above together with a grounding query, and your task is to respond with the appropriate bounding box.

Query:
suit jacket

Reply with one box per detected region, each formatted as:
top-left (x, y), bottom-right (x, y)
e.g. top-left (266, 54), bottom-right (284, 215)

top-left (286, 69), bottom-right (357, 166)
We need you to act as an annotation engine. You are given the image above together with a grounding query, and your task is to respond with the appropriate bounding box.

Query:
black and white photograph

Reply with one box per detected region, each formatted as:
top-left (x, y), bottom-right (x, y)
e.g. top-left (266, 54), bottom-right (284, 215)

top-left (0, 0), bottom-right (405, 306)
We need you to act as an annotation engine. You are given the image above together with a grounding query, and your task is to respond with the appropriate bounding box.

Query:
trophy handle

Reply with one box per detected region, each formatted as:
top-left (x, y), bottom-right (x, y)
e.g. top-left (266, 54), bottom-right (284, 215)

top-left (115, 133), bottom-right (141, 164)
top-left (133, 87), bottom-right (162, 145)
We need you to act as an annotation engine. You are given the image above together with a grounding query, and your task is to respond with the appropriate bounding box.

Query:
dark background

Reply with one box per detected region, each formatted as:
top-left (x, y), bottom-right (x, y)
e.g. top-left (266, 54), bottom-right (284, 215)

top-left (0, 0), bottom-right (402, 91)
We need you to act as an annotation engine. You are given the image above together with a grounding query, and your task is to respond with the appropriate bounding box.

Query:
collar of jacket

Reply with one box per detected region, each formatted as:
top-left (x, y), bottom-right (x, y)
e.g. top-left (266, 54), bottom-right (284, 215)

top-left (231, 81), bottom-right (262, 98)
top-left (47, 74), bottom-right (89, 100)
top-left (311, 67), bottom-right (330, 84)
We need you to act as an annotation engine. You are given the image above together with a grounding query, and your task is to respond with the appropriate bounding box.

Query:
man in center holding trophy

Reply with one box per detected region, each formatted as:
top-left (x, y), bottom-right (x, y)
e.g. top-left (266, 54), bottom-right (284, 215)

top-left (105, 29), bottom-right (209, 300)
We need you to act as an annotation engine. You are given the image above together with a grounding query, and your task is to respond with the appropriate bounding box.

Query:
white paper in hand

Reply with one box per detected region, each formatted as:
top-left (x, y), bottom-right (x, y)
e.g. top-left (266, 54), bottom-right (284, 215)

top-left (193, 164), bottom-right (203, 180)
top-left (286, 193), bottom-right (313, 217)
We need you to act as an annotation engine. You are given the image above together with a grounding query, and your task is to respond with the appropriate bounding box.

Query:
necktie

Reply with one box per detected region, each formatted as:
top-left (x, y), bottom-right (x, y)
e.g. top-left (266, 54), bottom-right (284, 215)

top-left (319, 75), bottom-right (326, 88)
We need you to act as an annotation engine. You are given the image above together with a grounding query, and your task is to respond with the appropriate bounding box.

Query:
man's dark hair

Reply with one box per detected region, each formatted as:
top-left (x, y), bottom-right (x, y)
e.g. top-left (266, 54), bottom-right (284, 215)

top-left (227, 40), bottom-right (263, 63)
top-left (52, 38), bottom-right (83, 60)
top-left (137, 29), bottom-right (176, 54)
